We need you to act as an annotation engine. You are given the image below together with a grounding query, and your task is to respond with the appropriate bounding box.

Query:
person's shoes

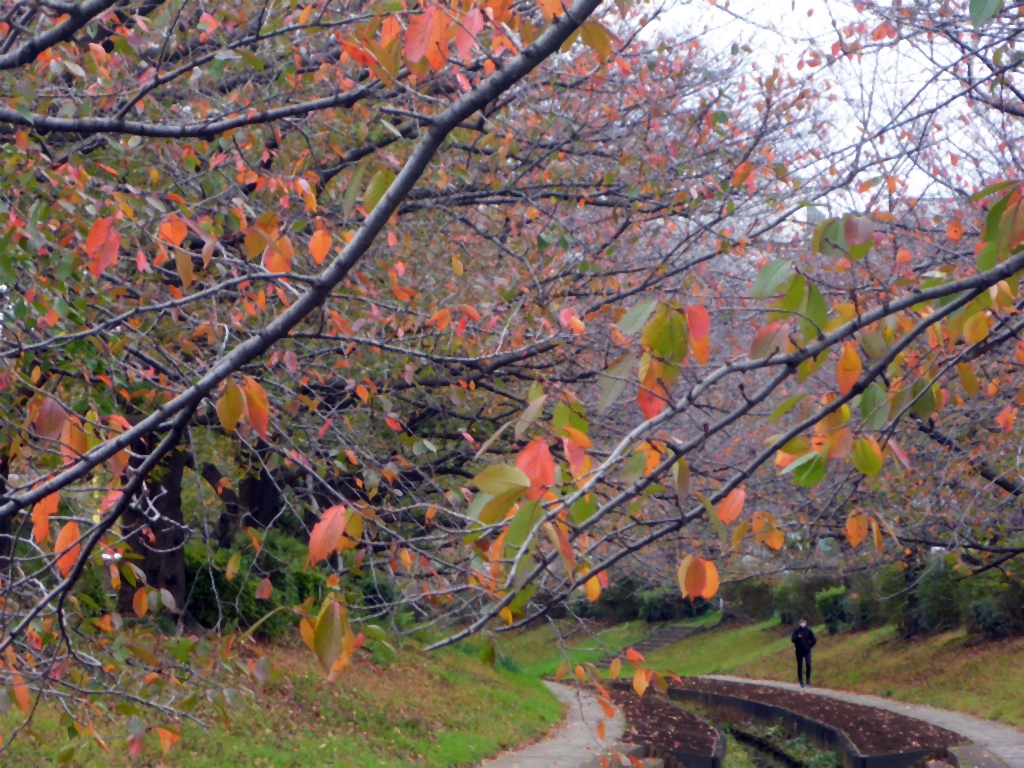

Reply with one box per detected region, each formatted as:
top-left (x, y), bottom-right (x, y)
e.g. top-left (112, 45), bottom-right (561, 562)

top-left (799, 682), bottom-right (805, 688)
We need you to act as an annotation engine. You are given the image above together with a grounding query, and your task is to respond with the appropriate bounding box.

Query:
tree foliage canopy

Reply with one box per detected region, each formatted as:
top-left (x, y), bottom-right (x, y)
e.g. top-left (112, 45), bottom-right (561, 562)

top-left (1, 0), bottom-right (1024, 754)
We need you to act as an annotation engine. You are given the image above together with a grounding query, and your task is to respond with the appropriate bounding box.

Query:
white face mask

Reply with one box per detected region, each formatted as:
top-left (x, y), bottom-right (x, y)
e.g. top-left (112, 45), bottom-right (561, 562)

top-left (799, 622), bottom-right (807, 627)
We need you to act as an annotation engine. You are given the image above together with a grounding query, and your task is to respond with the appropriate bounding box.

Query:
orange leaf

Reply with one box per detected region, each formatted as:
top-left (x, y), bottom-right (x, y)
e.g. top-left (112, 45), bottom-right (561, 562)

top-left (683, 555), bottom-right (707, 598)
top-left (516, 438), bottom-right (555, 496)
top-left (625, 647), bottom-right (645, 664)
top-left (636, 378), bottom-right (668, 420)
top-left (133, 587), bottom-right (148, 618)
top-left (716, 488), bottom-right (745, 524)
top-left (537, 0), bottom-right (562, 19)
top-left (596, 718), bottom-right (606, 740)
top-left (836, 342), bottom-right (862, 396)
top-left (731, 160), bottom-right (754, 188)
top-left (61, 419), bottom-right (89, 465)
top-left (309, 505), bottom-right (347, 564)
top-left (691, 334), bottom-right (710, 365)
top-left (996, 405), bottom-right (1017, 433)
top-left (158, 215), bottom-right (188, 248)
top-left (309, 229), bottom-right (332, 265)
top-left (845, 510), bottom-right (869, 549)
top-left (946, 218), bottom-right (964, 241)
top-left (12, 673), bottom-right (30, 716)
top-left (242, 376), bottom-right (270, 439)
top-left (31, 493), bottom-right (59, 546)
top-left (300, 617), bottom-right (316, 651)
top-left (457, 304), bottom-right (481, 321)
top-left (700, 560), bottom-right (719, 599)
top-left (85, 217), bottom-right (120, 276)
top-left (54, 521), bottom-right (80, 578)
top-left (255, 577), bottom-right (273, 600)
top-left (428, 309), bottom-right (451, 330)
top-left (157, 727), bottom-right (179, 755)
top-left (263, 235), bottom-right (294, 273)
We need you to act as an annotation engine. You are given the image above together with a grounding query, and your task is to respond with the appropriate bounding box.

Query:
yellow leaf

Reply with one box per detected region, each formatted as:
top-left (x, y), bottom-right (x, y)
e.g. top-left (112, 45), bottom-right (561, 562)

top-left (299, 4), bottom-right (313, 24)
top-left (157, 727), bottom-right (179, 755)
top-left (609, 657), bottom-right (622, 679)
top-left (452, 254), bottom-right (464, 275)
top-left (584, 575), bottom-right (601, 603)
top-left (174, 250), bottom-right (194, 291)
top-left (963, 312), bottom-right (990, 344)
top-left (870, 517), bottom-right (884, 554)
top-left (633, 666), bottom-right (649, 697)
top-left (730, 519), bottom-right (750, 551)
top-left (555, 660), bottom-right (569, 681)
top-left (300, 617), bottom-right (316, 651)
top-left (225, 551), bottom-right (241, 581)
top-left (499, 607), bottom-right (513, 625)
top-left (836, 342), bottom-right (862, 396)
top-left (216, 382), bottom-right (245, 433)
top-left (242, 377), bottom-right (270, 439)
top-left (676, 554), bottom-right (693, 598)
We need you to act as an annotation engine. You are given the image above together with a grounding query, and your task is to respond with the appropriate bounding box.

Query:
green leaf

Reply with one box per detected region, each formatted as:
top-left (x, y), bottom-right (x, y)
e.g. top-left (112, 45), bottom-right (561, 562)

top-left (620, 451), bottom-right (647, 485)
top-left (618, 300), bottom-right (657, 335)
top-left (238, 49), bottom-right (265, 71)
top-left (751, 259), bottom-right (792, 299)
top-left (570, 494), bottom-right (596, 524)
top-left (505, 500), bottom-right (542, 551)
top-left (472, 464), bottom-right (531, 496)
top-left (781, 450), bottom-right (826, 487)
top-left (342, 157), bottom-right (371, 219)
top-left (363, 169), bottom-right (396, 213)
top-left (970, 179), bottom-right (1017, 203)
top-left (313, 602), bottom-right (346, 672)
top-left (697, 493), bottom-right (729, 552)
top-left (671, 458), bottom-right (690, 499)
top-left (859, 330), bottom-right (888, 362)
top-left (860, 382), bottom-right (890, 431)
top-left (598, 353), bottom-right (635, 413)
top-left (970, 0), bottom-right (1003, 28)
top-left (478, 487), bottom-right (528, 525)
top-left (641, 305), bottom-right (688, 364)
top-left (851, 439), bottom-right (883, 477)
top-left (911, 378), bottom-right (935, 418)
top-left (769, 394), bottom-right (806, 423)
top-left (799, 283), bottom-right (828, 340)
top-left (515, 395), bottom-right (547, 440)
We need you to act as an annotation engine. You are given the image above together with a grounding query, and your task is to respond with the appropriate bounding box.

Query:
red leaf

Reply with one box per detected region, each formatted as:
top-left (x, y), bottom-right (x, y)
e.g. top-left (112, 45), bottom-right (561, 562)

top-left (637, 379), bottom-right (668, 420)
top-left (685, 305), bottom-right (710, 340)
top-left (731, 161), bottom-right (754, 188)
top-left (385, 416), bottom-right (403, 431)
top-left (255, 577), bottom-right (273, 600)
top-left (242, 377), bottom-right (270, 439)
top-left (516, 438), bottom-right (555, 498)
top-left (34, 396), bottom-right (66, 440)
top-left (85, 217), bottom-right (120, 276)
top-left (309, 505), bottom-right (346, 564)
top-left (455, 8), bottom-right (483, 61)
top-left (405, 9), bottom-right (433, 63)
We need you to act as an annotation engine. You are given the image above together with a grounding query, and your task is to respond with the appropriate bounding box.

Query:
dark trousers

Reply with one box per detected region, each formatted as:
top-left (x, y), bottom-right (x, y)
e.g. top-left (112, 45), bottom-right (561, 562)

top-left (796, 650), bottom-right (812, 685)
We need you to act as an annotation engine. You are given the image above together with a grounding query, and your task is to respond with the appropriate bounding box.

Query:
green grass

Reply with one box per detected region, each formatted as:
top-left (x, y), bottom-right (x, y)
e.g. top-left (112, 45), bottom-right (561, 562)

top-left (490, 619), bottom-right (652, 677)
top-left (731, 624), bottom-right (1024, 727)
top-left (722, 736), bottom-right (758, 768)
top-left (622, 616), bottom-right (1024, 728)
top-left (3, 645), bottom-right (563, 767)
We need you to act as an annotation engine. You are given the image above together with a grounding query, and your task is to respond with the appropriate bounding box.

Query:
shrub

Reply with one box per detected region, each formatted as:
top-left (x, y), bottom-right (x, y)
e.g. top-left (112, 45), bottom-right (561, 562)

top-left (815, 585), bottom-right (849, 634)
top-left (772, 574), bottom-right (840, 625)
top-left (843, 573), bottom-right (884, 631)
top-left (721, 579), bottom-right (774, 621)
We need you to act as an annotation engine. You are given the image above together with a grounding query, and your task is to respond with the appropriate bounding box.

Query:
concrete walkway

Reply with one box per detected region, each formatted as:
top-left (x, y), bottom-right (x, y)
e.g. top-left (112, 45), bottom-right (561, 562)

top-left (707, 675), bottom-right (1024, 768)
top-left (479, 680), bottom-right (625, 767)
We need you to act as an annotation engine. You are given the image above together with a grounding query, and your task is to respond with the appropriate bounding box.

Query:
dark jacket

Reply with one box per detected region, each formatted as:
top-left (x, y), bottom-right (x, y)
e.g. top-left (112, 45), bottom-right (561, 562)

top-left (791, 625), bottom-right (817, 654)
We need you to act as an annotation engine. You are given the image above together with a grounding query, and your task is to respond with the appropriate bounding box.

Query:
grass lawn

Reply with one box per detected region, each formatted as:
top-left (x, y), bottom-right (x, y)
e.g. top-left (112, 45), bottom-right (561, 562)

top-left (625, 617), bottom-right (1024, 728)
top-left (731, 624), bottom-right (1024, 727)
top-left (465, 619), bottom-right (653, 678)
top-left (3, 644), bottom-right (562, 767)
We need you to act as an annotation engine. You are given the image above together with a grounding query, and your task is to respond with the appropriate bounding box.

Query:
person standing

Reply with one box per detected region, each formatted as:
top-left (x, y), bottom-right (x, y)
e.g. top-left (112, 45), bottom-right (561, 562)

top-left (791, 618), bottom-right (817, 687)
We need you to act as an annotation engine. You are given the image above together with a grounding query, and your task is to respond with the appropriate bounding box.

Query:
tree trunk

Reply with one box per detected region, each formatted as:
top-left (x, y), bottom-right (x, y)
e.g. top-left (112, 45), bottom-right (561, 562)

top-left (118, 444), bottom-right (194, 615)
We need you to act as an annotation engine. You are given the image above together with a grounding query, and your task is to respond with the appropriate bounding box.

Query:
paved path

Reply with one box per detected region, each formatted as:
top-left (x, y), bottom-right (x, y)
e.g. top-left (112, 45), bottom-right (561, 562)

top-left (707, 675), bottom-right (1024, 768)
top-left (479, 680), bottom-right (625, 767)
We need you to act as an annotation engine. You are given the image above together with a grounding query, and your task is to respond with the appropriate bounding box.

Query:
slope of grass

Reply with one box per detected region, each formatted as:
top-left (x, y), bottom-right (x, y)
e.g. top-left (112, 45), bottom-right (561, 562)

top-left (3, 644), bottom-right (562, 767)
top-left (492, 620), bottom-right (653, 677)
top-left (732, 625), bottom-right (1024, 727)
top-left (631, 617), bottom-right (1024, 728)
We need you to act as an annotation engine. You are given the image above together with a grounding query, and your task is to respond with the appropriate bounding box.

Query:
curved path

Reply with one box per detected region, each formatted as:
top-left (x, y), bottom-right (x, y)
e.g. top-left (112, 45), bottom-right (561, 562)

top-left (707, 675), bottom-right (1024, 768)
top-left (479, 680), bottom-right (625, 767)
